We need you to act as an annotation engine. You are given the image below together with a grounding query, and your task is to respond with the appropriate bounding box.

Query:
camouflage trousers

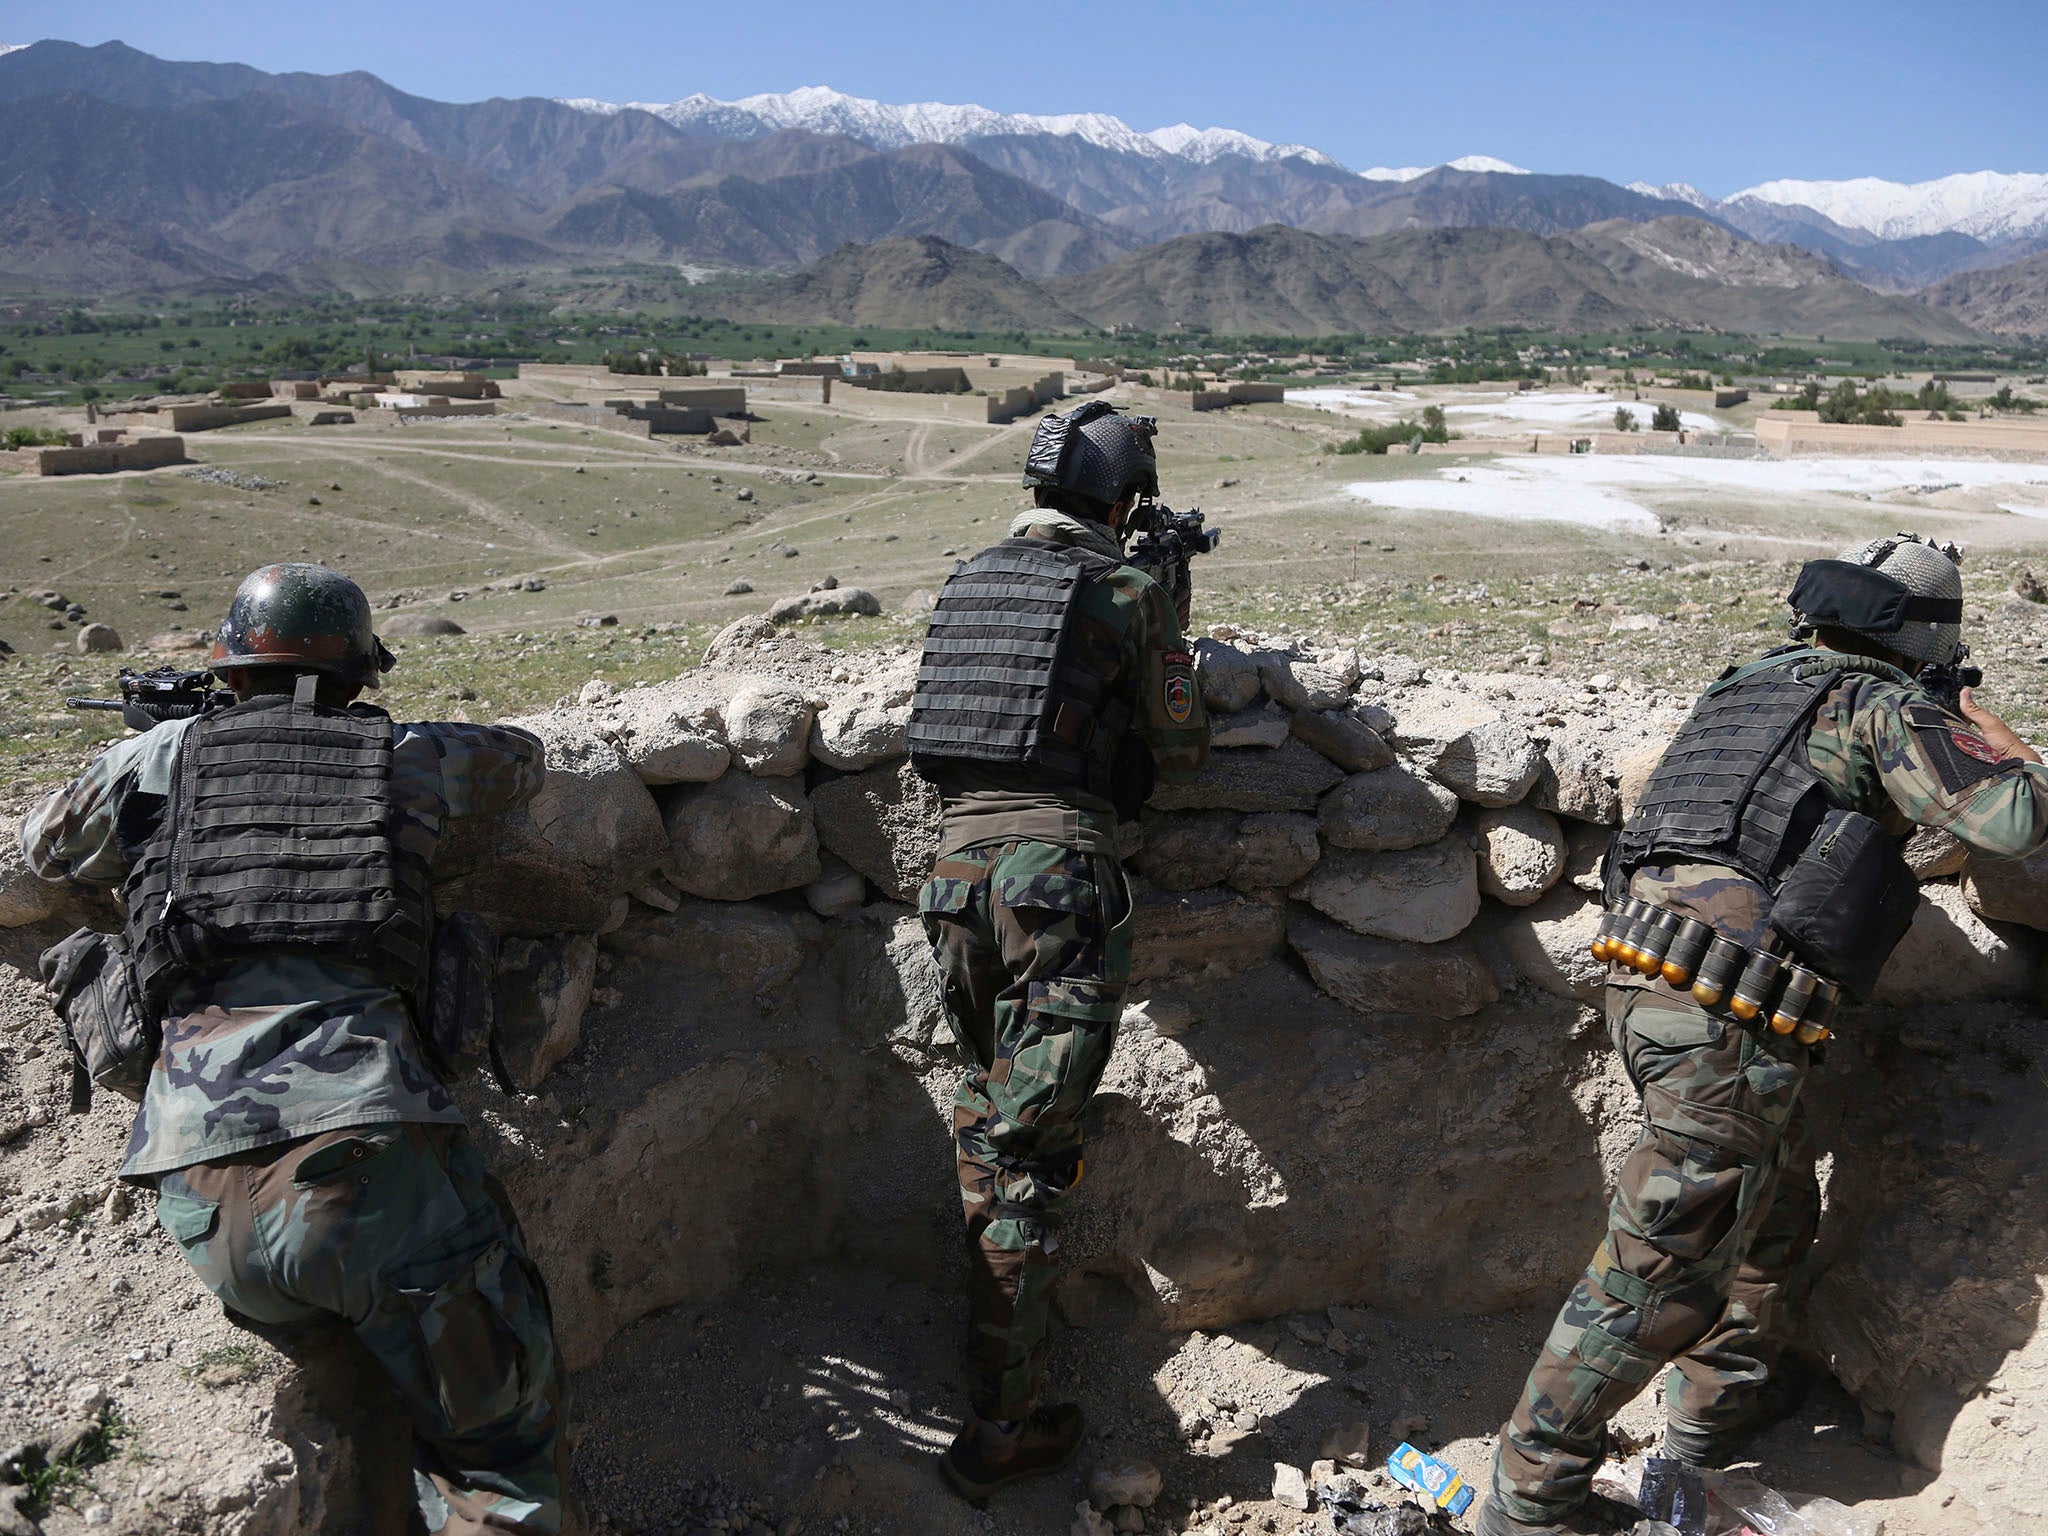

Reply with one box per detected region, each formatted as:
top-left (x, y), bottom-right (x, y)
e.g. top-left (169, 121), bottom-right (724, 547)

top-left (153, 1122), bottom-right (572, 1534)
top-left (1490, 984), bottom-right (1819, 1524)
top-left (919, 839), bottom-right (1135, 1421)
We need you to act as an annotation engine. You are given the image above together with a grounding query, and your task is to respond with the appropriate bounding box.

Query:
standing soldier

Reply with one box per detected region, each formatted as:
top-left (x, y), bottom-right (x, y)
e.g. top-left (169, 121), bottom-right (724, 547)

top-left (907, 402), bottom-right (1209, 1499)
top-left (24, 565), bottom-right (576, 1535)
top-left (1478, 534), bottom-right (2048, 1536)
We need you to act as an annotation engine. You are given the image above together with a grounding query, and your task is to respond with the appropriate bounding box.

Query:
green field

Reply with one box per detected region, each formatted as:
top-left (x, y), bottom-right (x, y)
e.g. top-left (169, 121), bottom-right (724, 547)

top-left (8, 374), bottom-right (2048, 794)
top-left (5, 296), bottom-right (2044, 409)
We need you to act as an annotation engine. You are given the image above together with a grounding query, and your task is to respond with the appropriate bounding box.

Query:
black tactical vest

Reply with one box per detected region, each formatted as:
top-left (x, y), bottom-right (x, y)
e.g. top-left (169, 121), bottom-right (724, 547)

top-left (906, 537), bottom-right (1136, 802)
top-left (123, 694), bottom-right (431, 1012)
top-left (1612, 651), bottom-right (1836, 890)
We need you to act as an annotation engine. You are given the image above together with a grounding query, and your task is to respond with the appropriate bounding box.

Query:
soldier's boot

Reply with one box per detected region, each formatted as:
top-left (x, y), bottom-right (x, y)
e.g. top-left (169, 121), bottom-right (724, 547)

top-left (940, 1403), bottom-right (1085, 1502)
top-left (1662, 1351), bottom-right (1820, 1470)
top-left (1473, 1492), bottom-right (1637, 1536)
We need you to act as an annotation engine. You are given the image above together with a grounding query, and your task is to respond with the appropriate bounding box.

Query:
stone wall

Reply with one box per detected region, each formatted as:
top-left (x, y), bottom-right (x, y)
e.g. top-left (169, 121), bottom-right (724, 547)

top-left (987, 371), bottom-right (1067, 424)
top-left (23, 434), bottom-right (187, 476)
top-left (2, 630), bottom-right (2043, 1480)
top-left (1756, 410), bottom-right (2048, 459)
top-left (1192, 382), bottom-right (1287, 411)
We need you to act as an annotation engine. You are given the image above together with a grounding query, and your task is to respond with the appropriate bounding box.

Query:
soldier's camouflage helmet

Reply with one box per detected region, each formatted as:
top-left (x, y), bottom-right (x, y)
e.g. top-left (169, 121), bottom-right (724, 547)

top-left (1022, 400), bottom-right (1159, 513)
top-left (1828, 533), bottom-right (1966, 666)
top-left (210, 563), bottom-right (396, 687)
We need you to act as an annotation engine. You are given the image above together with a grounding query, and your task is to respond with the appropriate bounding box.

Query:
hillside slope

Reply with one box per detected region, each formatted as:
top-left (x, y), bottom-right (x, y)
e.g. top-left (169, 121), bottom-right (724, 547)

top-left (1920, 248), bottom-right (2048, 336)
top-left (710, 235), bottom-right (1087, 329)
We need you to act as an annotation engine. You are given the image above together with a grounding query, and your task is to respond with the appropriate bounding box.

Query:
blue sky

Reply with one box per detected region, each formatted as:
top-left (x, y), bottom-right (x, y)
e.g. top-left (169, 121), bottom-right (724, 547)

top-left (3, 0), bottom-right (2043, 194)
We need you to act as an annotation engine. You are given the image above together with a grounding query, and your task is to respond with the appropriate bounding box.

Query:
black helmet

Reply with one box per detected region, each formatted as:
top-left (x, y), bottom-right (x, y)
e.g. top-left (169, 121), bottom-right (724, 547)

top-left (210, 563), bottom-right (395, 688)
top-left (1022, 400), bottom-right (1159, 513)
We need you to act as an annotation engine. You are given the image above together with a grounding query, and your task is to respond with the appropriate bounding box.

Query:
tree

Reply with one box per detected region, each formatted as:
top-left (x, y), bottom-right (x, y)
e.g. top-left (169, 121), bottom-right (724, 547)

top-left (1614, 406), bottom-right (1639, 433)
top-left (1650, 402), bottom-right (1682, 432)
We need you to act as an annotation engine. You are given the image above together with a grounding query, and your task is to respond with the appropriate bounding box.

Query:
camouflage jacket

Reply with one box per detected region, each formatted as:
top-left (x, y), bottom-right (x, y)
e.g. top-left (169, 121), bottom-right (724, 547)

top-left (932, 507), bottom-right (1210, 856)
top-left (21, 715), bottom-right (544, 1178)
top-left (1627, 647), bottom-right (2048, 964)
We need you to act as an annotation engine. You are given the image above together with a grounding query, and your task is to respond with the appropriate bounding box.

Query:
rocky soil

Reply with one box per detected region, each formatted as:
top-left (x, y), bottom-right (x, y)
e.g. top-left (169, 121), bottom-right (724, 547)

top-left (1, 620), bottom-right (2044, 1535)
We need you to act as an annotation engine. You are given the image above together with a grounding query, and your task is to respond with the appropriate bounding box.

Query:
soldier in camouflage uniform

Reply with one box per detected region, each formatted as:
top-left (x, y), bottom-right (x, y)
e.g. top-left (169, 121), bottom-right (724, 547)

top-left (907, 403), bottom-right (1210, 1498)
top-left (1479, 535), bottom-right (2048, 1536)
top-left (22, 565), bottom-right (576, 1535)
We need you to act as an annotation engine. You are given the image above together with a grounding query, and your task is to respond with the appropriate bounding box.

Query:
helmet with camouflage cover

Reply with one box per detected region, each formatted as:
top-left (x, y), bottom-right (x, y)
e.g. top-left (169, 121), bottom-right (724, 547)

top-left (1021, 400), bottom-right (1159, 516)
top-left (1789, 532), bottom-right (1965, 668)
top-left (210, 563), bottom-right (395, 688)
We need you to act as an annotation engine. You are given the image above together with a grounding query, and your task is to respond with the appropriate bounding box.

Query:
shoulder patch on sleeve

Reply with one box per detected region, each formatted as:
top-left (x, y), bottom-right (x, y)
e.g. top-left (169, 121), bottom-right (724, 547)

top-left (1902, 700), bottom-right (2014, 792)
top-left (1163, 672), bottom-right (1194, 724)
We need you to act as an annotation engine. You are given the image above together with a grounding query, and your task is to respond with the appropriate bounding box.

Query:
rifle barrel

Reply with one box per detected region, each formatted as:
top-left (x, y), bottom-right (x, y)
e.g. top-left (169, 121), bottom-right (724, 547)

top-left (65, 698), bottom-right (125, 711)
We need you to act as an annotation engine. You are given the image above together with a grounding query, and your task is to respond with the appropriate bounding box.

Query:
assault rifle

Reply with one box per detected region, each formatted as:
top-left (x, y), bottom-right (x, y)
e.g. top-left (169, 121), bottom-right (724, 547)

top-left (1125, 498), bottom-right (1221, 570)
top-left (1124, 499), bottom-right (1219, 628)
top-left (1921, 649), bottom-right (1984, 712)
top-left (67, 665), bottom-right (229, 731)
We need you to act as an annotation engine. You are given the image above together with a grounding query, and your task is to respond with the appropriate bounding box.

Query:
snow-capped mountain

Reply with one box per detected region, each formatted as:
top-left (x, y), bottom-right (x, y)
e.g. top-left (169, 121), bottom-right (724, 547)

top-left (1364, 154), bottom-right (1531, 182)
top-left (1626, 180), bottom-right (1714, 210)
top-left (1729, 170), bottom-right (2048, 243)
top-left (561, 84), bottom-right (1342, 168)
top-left (0, 44), bottom-right (29, 58)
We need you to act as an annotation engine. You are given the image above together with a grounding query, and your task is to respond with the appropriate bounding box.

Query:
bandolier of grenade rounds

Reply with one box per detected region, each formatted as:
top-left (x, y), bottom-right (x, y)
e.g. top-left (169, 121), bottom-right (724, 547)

top-left (1589, 901), bottom-right (1839, 1045)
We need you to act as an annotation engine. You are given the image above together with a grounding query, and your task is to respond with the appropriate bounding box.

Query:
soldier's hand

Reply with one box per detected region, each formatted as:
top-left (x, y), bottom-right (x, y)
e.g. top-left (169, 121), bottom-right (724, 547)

top-left (1958, 688), bottom-right (2043, 765)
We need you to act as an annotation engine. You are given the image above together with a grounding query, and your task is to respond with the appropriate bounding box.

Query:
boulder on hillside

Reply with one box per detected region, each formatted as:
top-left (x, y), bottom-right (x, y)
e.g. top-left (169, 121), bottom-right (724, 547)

top-left (1961, 845), bottom-right (2048, 933)
top-left (603, 682), bottom-right (730, 785)
top-left (1209, 703), bottom-right (1291, 750)
top-left (1471, 804), bottom-right (1567, 906)
top-left (767, 587), bottom-right (882, 623)
top-left (1394, 693), bottom-right (1542, 808)
top-left (723, 682), bottom-right (815, 777)
top-left (0, 835), bottom-right (63, 928)
top-left (1318, 764), bottom-right (1460, 851)
top-left (1194, 638), bottom-right (1261, 714)
top-left (1151, 738), bottom-right (1345, 814)
top-left (1288, 915), bottom-right (1498, 1019)
top-left (75, 623), bottom-right (123, 653)
top-left (1136, 811), bottom-right (1239, 892)
top-left (1495, 883), bottom-right (1606, 1002)
top-left (432, 710), bottom-right (668, 935)
top-left (810, 759), bottom-right (941, 903)
top-left (1257, 649), bottom-right (1359, 713)
top-left (1530, 720), bottom-right (1624, 825)
top-left (663, 772), bottom-right (820, 901)
top-left (1292, 838), bottom-right (1479, 945)
top-left (1129, 883), bottom-right (1287, 982)
top-left (810, 668), bottom-right (915, 771)
top-left (1233, 812), bottom-right (1322, 891)
top-left (1870, 882), bottom-right (2038, 1004)
top-left (383, 613), bottom-right (466, 637)
top-left (1289, 707), bottom-right (1394, 773)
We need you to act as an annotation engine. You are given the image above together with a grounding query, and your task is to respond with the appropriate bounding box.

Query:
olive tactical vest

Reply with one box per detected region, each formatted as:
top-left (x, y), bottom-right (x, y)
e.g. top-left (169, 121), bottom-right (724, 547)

top-left (1612, 651), bottom-right (1836, 890)
top-left (124, 694), bottom-right (431, 1012)
top-left (907, 537), bottom-right (1136, 802)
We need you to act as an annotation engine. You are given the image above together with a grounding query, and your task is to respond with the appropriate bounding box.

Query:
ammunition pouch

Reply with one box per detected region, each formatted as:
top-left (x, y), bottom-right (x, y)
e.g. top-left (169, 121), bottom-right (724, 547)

top-left (1765, 809), bottom-right (1920, 1001)
top-left (37, 928), bottom-right (158, 1112)
top-left (420, 910), bottom-right (510, 1091)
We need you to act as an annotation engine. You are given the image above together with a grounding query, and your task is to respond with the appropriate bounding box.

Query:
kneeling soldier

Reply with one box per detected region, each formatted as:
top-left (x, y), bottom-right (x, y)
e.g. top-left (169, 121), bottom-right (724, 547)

top-left (25, 565), bottom-right (576, 1534)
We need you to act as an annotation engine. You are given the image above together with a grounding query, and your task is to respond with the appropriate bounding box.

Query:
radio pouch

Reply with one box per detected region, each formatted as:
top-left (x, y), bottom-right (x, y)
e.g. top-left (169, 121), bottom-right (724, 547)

top-left (1767, 809), bottom-right (1921, 1001)
top-left (37, 928), bottom-right (158, 1111)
